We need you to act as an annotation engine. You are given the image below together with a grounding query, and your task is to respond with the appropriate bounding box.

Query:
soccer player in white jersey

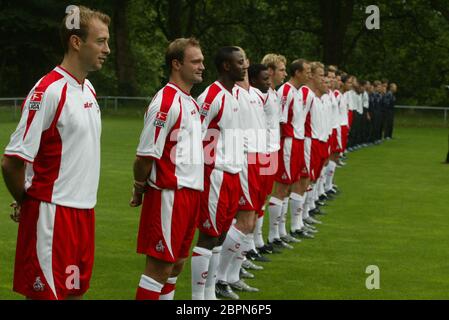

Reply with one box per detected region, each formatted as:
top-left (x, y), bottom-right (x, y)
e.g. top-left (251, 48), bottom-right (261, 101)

top-left (323, 67), bottom-right (342, 195)
top-left (340, 74), bottom-right (354, 154)
top-left (256, 53), bottom-right (288, 255)
top-left (301, 62), bottom-right (328, 228)
top-left (1, 6), bottom-right (110, 300)
top-left (190, 46), bottom-right (246, 300)
top-left (268, 59), bottom-right (316, 244)
top-left (216, 60), bottom-right (270, 295)
top-left (131, 38), bottom-right (205, 300)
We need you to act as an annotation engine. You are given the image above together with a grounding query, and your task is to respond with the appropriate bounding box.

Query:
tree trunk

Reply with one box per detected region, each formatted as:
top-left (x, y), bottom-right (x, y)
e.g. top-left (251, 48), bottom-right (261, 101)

top-left (320, 0), bottom-right (354, 66)
top-left (114, 0), bottom-right (138, 95)
top-left (167, 0), bottom-right (183, 40)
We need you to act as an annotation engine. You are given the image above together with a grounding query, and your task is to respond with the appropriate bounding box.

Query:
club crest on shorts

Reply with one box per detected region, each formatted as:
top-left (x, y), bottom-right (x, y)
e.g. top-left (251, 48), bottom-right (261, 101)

top-left (239, 196), bottom-right (246, 206)
top-left (33, 276), bottom-right (45, 292)
top-left (282, 173), bottom-right (288, 180)
top-left (154, 112), bottom-right (167, 128)
top-left (29, 91), bottom-right (43, 111)
top-left (201, 271), bottom-right (208, 279)
top-left (202, 220), bottom-right (211, 229)
top-left (156, 240), bottom-right (165, 253)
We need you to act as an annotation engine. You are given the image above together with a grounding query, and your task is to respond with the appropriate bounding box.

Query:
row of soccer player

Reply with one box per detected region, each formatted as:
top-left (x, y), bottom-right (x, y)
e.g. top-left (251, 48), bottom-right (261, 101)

top-left (131, 39), bottom-right (375, 300)
top-left (340, 77), bottom-right (398, 152)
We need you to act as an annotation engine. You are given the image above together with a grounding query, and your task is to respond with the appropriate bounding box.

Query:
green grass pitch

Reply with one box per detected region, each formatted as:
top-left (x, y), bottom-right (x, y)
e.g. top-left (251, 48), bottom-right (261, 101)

top-left (1, 111), bottom-right (449, 299)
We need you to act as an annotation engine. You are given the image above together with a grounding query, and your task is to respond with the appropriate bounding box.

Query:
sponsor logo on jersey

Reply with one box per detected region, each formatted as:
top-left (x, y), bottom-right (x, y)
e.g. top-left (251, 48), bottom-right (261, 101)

top-left (280, 96), bottom-right (287, 108)
top-left (33, 276), bottom-right (45, 292)
top-left (29, 91), bottom-right (43, 110)
top-left (202, 220), bottom-right (211, 229)
top-left (84, 102), bottom-right (93, 109)
top-left (235, 243), bottom-right (240, 249)
top-left (154, 112), bottom-right (168, 128)
top-left (156, 240), bottom-right (165, 253)
top-left (239, 196), bottom-right (246, 206)
top-left (199, 103), bottom-right (210, 117)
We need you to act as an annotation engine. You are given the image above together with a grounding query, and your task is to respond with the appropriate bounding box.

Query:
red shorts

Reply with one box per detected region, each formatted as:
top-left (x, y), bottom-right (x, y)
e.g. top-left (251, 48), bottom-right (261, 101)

top-left (260, 152), bottom-right (277, 199)
top-left (14, 197), bottom-right (95, 300)
top-left (275, 137), bottom-right (308, 185)
top-left (330, 129), bottom-right (340, 153)
top-left (198, 166), bottom-right (240, 237)
top-left (341, 125), bottom-right (349, 152)
top-left (304, 137), bottom-right (322, 182)
top-left (238, 152), bottom-right (267, 211)
top-left (318, 141), bottom-right (329, 177)
top-left (137, 187), bottom-right (200, 263)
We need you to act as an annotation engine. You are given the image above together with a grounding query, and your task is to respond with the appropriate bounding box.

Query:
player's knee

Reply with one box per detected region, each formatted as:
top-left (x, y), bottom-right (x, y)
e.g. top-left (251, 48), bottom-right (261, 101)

top-left (171, 259), bottom-right (186, 277)
top-left (196, 232), bottom-right (218, 250)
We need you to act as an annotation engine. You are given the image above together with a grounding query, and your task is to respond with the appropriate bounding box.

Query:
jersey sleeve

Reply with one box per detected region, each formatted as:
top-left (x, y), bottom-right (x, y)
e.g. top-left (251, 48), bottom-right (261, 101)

top-left (136, 91), bottom-right (181, 159)
top-left (197, 90), bottom-right (221, 140)
top-left (4, 87), bottom-right (60, 162)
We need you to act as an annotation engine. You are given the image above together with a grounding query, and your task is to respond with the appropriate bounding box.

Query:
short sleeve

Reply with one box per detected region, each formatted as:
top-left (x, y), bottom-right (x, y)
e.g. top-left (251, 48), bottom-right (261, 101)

top-left (4, 87), bottom-right (59, 162)
top-left (136, 91), bottom-right (181, 159)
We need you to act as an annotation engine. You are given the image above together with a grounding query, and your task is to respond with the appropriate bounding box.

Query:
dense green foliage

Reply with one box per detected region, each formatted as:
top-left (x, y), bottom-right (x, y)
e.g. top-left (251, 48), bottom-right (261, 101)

top-left (1, 0), bottom-right (449, 105)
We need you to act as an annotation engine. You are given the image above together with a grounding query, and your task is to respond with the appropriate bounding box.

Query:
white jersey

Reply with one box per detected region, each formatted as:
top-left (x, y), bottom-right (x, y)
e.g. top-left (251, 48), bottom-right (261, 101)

top-left (320, 92), bottom-right (333, 140)
top-left (329, 90), bottom-right (340, 129)
top-left (233, 85), bottom-right (267, 153)
top-left (197, 81), bottom-right (244, 174)
top-left (264, 87), bottom-right (281, 152)
top-left (279, 83), bottom-right (312, 140)
top-left (362, 91), bottom-right (369, 110)
top-left (340, 91), bottom-right (350, 126)
top-left (356, 92), bottom-right (363, 114)
top-left (4, 66), bottom-right (101, 209)
top-left (136, 82), bottom-right (204, 191)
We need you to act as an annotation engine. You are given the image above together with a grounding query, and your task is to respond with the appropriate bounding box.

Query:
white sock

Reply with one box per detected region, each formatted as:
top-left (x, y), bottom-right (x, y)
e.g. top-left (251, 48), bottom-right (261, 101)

top-left (216, 226), bottom-right (246, 283)
top-left (160, 277), bottom-right (177, 300)
top-left (254, 215), bottom-right (265, 248)
top-left (319, 174), bottom-right (325, 196)
top-left (247, 233), bottom-right (256, 251)
top-left (303, 190), bottom-right (312, 219)
top-left (191, 246), bottom-right (212, 300)
top-left (279, 197), bottom-right (289, 237)
top-left (226, 233), bottom-right (251, 284)
top-left (205, 246), bottom-right (221, 300)
top-left (268, 196), bottom-right (282, 243)
top-left (325, 161), bottom-right (337, 191)
top-left (289, 192), bottom-right (305, 232)
top-left (309, 188), bottom-right (316, 211)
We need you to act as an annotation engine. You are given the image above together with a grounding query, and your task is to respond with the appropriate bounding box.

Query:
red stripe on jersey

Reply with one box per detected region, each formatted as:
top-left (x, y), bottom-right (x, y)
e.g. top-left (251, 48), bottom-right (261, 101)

top-left (200, 82), bottom-right (221, 123)
top-left (280, 83), bottom-right (292, 116)
top-left (86, 84), bottom-right (96, 98)
top-left (203, 94), bottom-right (225, 168)
top-left (22, 71), bottom-right (64, 140)
top-left (255, 92), bottom-right (266, 105)
top-left (305, 99), bottom-right (314, 138)
top-left (280, 83), bottom-right (294, 137)
top-left (57, 65), bottom-right (83, 85)
top-left (27, 83), bottom-right (67, 203)
top-left (154, 96), bottom-right (182, 189)
top-left (154, 85), bottom-right (177, 144)
top-left (301, 86), bottom-right (310, 106)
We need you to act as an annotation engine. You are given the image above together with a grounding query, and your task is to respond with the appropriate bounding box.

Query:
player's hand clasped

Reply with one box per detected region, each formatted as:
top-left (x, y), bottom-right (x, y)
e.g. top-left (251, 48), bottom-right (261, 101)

top-left (129, 181), bottom-right (147, 207)
top-left (10, 201), bottom-right (21, 223)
